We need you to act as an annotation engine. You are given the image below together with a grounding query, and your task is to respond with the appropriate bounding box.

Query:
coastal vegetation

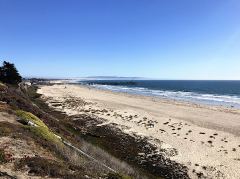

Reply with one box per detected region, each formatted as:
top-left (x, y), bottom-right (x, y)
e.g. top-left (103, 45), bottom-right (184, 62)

top-left (0, 61), bottom-right (22, 85)
top-left (0, 61), bottom-right (138, 178)
top-left (16, 110), bottom-right (62, 145)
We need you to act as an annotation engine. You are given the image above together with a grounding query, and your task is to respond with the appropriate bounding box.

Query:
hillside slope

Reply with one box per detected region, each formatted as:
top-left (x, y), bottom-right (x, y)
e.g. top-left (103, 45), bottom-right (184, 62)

top-left (0, 82), bottom-right (133, 179)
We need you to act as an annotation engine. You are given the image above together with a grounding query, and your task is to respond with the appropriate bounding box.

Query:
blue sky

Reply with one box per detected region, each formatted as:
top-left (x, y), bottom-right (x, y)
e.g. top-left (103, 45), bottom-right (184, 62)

top-left (0, 0), bottom-right (239, 79)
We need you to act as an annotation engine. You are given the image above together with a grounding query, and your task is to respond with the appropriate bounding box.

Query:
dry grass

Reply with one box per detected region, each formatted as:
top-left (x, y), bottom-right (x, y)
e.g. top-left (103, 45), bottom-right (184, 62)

top-left (15, 156), bottom-right (80, 178)
top-left (66, 136), bottom-right (144, 179)
top-left (0, 149), bottom-right (7, 163)
top-left (0, 122), bottom-right (15, 137)
top-left (14, 110), bottom-right (131, 178)
top-left (0, 82), bottom-right (7, 90)
top-left (0, 84), bottom-right (138, 178)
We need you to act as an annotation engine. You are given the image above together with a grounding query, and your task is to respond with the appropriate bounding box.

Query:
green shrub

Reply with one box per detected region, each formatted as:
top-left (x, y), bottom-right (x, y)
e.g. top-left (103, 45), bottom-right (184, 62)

top-left (15, 110), bottom-right (62, 145)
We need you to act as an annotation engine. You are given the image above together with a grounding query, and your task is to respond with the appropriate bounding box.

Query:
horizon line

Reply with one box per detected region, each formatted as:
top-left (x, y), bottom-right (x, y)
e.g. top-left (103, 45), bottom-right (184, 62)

top-left (23, 76), bottom-right (240, 81)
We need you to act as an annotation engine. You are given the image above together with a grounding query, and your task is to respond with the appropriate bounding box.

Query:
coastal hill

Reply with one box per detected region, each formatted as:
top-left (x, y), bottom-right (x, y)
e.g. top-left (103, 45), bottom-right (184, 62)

top-left (0, 62), bottom-right (137, 179)
top-left (0, 82), bottom-right (133, 179)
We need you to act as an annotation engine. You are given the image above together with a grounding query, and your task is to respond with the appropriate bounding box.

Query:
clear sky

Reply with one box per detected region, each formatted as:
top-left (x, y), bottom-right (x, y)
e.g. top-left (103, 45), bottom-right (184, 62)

top-left (0, 0), bottom-right (239, 79)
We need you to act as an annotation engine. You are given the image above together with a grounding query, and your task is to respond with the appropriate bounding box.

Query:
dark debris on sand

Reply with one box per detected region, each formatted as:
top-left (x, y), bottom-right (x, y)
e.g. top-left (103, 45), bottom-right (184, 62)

top-left (69, 114), bottom-right (190, 179)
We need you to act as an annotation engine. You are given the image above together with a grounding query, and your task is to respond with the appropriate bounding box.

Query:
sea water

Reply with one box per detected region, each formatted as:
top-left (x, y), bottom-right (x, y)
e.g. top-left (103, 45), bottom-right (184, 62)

top-left (79, 79), bottom-right (240, 108)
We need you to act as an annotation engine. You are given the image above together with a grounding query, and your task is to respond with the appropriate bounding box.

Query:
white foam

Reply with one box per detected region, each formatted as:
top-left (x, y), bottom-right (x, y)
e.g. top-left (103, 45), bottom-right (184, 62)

top-left (90, 84), bottom-right (240, 108)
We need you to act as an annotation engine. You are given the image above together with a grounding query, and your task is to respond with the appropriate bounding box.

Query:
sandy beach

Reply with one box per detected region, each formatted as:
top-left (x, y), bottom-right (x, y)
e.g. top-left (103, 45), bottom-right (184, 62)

top-left (37, 84), bottom-right (240, 179)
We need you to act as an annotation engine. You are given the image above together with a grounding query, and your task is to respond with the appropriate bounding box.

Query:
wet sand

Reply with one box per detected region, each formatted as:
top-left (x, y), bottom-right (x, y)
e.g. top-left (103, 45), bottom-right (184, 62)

top-left (38, 84), bottom-right (240, 179)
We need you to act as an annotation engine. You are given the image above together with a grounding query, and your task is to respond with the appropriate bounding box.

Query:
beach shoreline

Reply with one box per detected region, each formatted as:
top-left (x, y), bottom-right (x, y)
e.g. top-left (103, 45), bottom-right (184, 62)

top-left (38, 83), bottom-right (240, 179)
top-left (49, 80), bottom-right (240, 113)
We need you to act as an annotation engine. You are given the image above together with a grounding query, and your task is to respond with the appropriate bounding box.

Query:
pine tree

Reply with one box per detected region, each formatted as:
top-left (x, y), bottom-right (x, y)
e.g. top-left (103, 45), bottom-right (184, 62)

top-left (0, 61), bottom-right (22, 84)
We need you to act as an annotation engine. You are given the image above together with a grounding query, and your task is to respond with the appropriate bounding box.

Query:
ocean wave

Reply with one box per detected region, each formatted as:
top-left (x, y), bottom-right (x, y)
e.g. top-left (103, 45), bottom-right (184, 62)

top-left (90, 84), bottom-right (240, 108)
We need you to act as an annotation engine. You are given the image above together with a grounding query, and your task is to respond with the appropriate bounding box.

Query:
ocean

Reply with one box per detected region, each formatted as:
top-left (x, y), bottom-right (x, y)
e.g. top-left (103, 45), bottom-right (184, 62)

top-left (79, 79), bottom-right (240, 108)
